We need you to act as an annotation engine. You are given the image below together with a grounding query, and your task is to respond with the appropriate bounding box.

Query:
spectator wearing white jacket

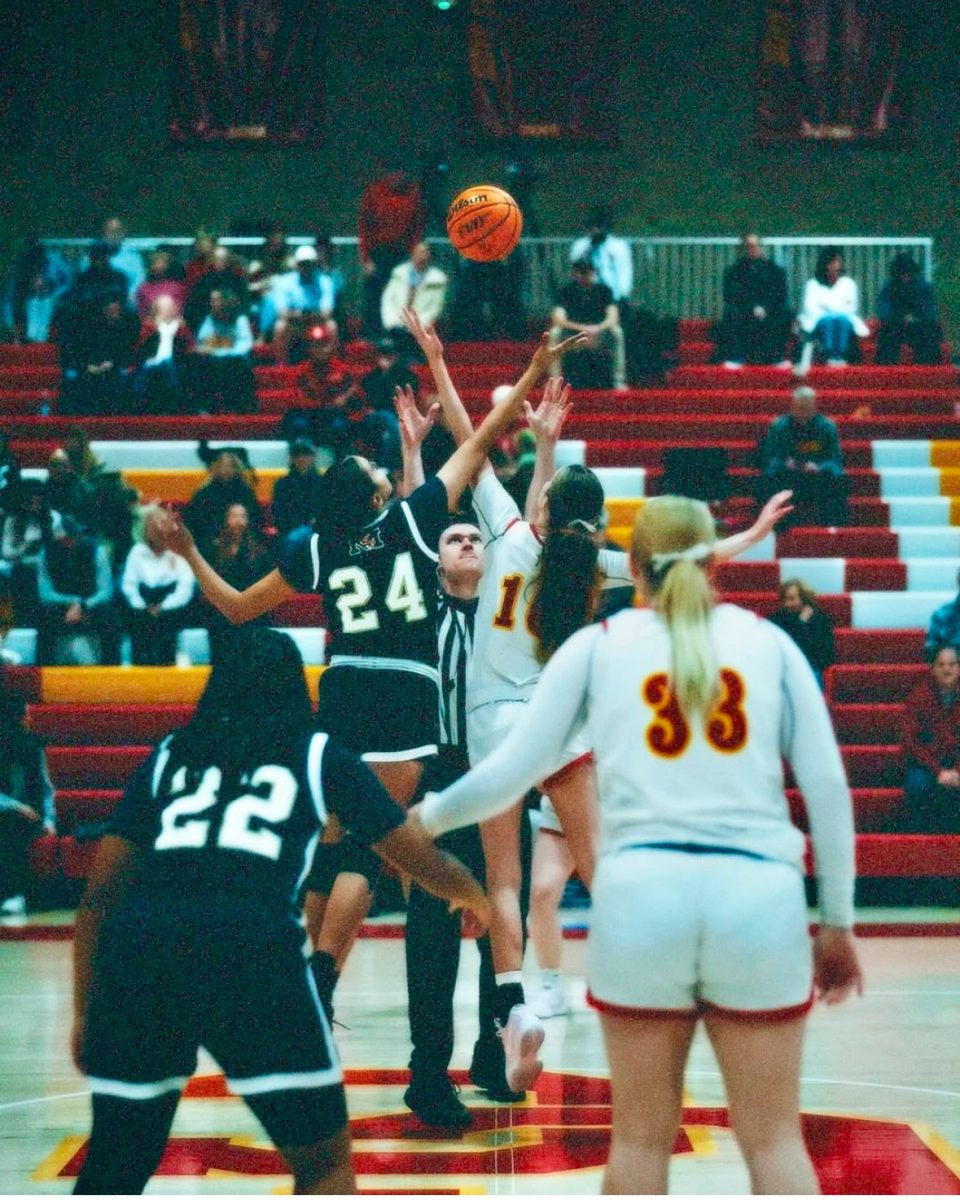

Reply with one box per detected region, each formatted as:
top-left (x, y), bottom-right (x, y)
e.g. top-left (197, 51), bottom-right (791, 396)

top-left (121, 506), bottom-right (195, 665)
top-left (797, 246), bottom-right (869, 367)
top-left (381, 243), bottom-right (448, 352)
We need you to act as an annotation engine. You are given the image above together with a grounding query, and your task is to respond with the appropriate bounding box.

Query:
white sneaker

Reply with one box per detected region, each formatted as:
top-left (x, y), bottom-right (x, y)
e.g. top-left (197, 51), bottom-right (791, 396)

top-left (723, 361), bottom-right (743, 370)
top-left (499, 1004), bottom-right (545, 1094)
top-left (776, 359), bottom-right (793, 370)
top-left (532, 985), bottom-right (570, 1019)
top-left (826, 357), bottom-right (847, 367)
top-left (0, 895), bottom-right (26, 916)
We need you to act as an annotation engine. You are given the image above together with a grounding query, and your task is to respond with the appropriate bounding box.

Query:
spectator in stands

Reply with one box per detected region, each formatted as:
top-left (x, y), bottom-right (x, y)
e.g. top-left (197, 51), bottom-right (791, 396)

top-left (358, 156), bottom-right (427, 335)
top-left (715, 233), bottom-right (792, 367)
top-left (134, 249), bottom-right (187, 320)
top-left (58, 295), bottom-right (139, 416)
top-left (260, 245), bottom-right (341, 364)
top-left (271, 439), bottom-right (324, 537)
top-left (100, 216), bottom-right (145, 302)
top-left (3, 237), bottom-right (72, 343)
top-left (359, 336), bottom-right (419, 413)
top-left (202, 504), bottom-right (274, 643)
top-left (61, 426), bottom-right (104, 484)
top-left (288, 325), bottom-right (358, 459)
top-left (0, 430), bottom-right (22, 518)
top-left (90, 477), bottom-right (142, 582)
top-left (42, 450), bottom-right (92, 525)
top-left (0, 481), bottom-right (59, 625)
top-left (381, 242), bottom-right (448, 355)
top-left (182, 448), bottom-right (261, 559)
top-left (797, 246), bottom-right (868, 368)
top-left (61, 242), bottom-right (129, 314)
top-left (186, 290), bottom-right (255, 413)
top-left (0, 686), bottom-right (55, 917)
top-left (875, 254), bottom-right (941, 366)
top-left (768, 578), bottom-right (836, 687)
top-left (570, 206), bottom-right (633, 307)
top-left (134, 295), bottom-right (194, 414)
top-left (550, 258), bottom-right (626, 390)
top-left (120, 506), bottom-right (196, 665)
top-left (758, 386), bottom-right (848, 527)
top-left (899, 646), bottom-right (960, 834)
top-left (925, 570), bottom-right (960, 657)
top-left (183, 230), bottom-right (217, 291)
top-left (36, 515), bottom-right (116, 665)
top-left (183, 244), bottom-right (249, 333)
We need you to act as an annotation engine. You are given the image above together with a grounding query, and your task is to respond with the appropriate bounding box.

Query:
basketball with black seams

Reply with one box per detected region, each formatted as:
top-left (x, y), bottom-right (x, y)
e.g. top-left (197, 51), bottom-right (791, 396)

top-left (446, 184), bottom-right (523, 262)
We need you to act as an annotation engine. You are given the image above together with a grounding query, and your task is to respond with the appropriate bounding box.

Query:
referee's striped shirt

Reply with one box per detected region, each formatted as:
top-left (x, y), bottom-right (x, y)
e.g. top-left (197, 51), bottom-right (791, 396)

top-left (436, 591), bottom-right (477, 748)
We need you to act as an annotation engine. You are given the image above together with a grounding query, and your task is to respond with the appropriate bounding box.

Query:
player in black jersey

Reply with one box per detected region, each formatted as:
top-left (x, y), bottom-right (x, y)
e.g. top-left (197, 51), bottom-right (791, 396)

top-left (158, 328), bottom-right (585, 1018)
top-left (71, 628), bottom-right (489, 1196)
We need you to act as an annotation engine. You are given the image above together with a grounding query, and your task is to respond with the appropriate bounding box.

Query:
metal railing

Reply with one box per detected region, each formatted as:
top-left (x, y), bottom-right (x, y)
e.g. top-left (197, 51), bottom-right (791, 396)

top-left (44, 235), bottom-right (933, 324)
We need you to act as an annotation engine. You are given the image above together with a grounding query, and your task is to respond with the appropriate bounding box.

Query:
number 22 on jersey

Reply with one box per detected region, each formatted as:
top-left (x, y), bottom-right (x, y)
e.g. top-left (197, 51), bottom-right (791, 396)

top-left (642, 669), bottom-right (748, 757)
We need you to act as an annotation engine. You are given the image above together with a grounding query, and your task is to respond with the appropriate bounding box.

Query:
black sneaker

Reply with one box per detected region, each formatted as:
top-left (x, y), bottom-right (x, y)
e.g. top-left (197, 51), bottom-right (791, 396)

top-left (404, 1074), bottom-right (472, 1131)
top-left (468, 1039), bottom-right (526, 1103)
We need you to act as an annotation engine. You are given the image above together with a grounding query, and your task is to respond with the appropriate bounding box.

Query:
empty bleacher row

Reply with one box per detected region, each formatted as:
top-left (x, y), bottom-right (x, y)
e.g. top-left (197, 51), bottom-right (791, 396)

top-left (1, 325), bottom-right (959, 897)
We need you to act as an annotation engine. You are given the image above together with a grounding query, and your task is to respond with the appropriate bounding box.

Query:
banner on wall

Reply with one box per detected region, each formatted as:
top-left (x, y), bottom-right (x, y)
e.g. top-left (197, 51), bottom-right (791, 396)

top-left (466, 0), bottom-right (618, 144)
top-left (168, 0), bottom-right (327, 145)
top-left (756, 0), bottom-right (914, 143)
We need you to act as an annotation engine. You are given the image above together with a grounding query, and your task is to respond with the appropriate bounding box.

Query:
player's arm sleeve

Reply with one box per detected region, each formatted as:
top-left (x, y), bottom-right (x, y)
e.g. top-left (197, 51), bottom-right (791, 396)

top-left (773, 625), bottom-right (856, 928)
top-left (404, 475), bottom-right (452, 554)
top-left (597, 547), bottom-right (633, 590)
top-left (320, 737), bottom-right (407, 845)
top-left (419, 627), bottom-right (596, 836)
top-left (472, 470), bottom-right (521, 545)
top-left (107, 740), bottom-right (171, 849)
top-left (277, 525), bottom-right (319, 593)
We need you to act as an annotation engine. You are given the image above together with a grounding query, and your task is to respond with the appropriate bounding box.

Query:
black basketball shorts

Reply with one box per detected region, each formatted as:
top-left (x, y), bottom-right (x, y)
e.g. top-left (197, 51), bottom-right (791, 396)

top-left (317, 662), bottom-right (440, 762)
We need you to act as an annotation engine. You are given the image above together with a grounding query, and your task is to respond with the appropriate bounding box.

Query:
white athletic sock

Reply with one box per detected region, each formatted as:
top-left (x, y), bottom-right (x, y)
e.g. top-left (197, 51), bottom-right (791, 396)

top-left (495, 970), bottom-right (523, 988)
top-left (541, 968), bottom-right (562, 990)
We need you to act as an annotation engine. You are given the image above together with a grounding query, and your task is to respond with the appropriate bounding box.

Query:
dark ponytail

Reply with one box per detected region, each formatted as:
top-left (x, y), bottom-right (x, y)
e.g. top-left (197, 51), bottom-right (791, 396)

top-left (527, 465), bottom-right (605, 664)
top-left (311, 457), bottom-right (379, 558)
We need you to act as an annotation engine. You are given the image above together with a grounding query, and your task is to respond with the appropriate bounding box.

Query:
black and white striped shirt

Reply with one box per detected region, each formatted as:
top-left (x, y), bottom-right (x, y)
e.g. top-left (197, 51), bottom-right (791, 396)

top-left (436, 591), bottom-right (477, 748)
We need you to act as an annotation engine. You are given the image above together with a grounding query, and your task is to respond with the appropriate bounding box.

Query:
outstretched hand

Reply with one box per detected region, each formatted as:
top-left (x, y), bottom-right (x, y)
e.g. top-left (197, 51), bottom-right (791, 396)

top-left (530, 330), bottom-right (588, 376)
top-left (525, 376), bottom-right (572, 444)
top-left (753, 489), bottom-right (793, 539)
top-left (153, 507), bottom-right (197, 560)
top-left (402, 307), bottom-right (443, 361)
top-left (394, 384), bottom-right (440, 451)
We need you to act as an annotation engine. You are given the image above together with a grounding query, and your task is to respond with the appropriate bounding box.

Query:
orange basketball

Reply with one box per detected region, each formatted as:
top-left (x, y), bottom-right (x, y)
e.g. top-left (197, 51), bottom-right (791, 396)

top-left (446, 184), bottom-right (523, 262)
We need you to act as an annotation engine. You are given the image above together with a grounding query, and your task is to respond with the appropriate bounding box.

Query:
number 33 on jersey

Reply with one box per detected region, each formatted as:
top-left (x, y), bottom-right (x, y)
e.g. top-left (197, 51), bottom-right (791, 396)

top-left (642, 669), bottom-right (749, 757)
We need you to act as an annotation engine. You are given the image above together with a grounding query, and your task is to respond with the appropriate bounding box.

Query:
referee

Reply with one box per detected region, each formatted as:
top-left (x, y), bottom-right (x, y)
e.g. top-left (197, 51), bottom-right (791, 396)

top-left (404, 520), bottom-right (531, 1128)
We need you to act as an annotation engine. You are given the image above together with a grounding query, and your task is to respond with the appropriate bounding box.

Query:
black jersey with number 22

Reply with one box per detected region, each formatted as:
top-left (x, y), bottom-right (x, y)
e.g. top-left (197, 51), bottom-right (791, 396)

top-left (277, 476), bottom-right (449, 667)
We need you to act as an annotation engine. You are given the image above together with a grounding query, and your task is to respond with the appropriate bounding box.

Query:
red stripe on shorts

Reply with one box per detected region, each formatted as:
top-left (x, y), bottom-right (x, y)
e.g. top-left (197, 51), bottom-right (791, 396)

top-left (587, 990), bottom-right (697, 1020)
top-left (541, 751), bottom-right (595, 792)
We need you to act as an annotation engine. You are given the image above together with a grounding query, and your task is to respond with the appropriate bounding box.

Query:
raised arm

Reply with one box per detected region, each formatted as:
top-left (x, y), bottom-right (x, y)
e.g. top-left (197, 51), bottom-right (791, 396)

top-left (713, 489), bottom-right (793, 562)
top-left (435, 331), bottom-right (586, 511)
top-left (523, 376), bottom-right (572, 521)
top-left (155, 511), bottom-right (296, 624)
top-left (402, 306), bottom-right (473, 446)
top-left (394, 384), bottom-right (439, 497)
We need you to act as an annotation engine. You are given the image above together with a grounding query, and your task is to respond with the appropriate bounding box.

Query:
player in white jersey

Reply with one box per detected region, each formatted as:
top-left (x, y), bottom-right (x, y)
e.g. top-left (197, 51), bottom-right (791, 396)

top-left (416, 494), bottom-right (863, 1195)
top-left (404, 306), bottom-right (794, 1096)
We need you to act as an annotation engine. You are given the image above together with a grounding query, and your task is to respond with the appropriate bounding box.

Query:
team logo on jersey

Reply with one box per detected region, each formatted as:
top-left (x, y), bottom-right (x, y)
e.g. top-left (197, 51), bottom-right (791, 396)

top-left (349, 528), bottom-right (386, 555)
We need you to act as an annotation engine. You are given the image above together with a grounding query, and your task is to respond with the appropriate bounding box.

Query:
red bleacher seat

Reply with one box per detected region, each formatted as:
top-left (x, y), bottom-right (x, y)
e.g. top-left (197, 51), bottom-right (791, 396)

top-left (29, 704), bottom-right (193, 745)
top-left (834, 629), bottom-right (925, 664)
top-left (46, 746), bottom-right (152, 788)
top-left (721, 592), bottom-right (852, 626)
top-left (777, 529), bottom-right (899, 558)
top-left (54, 790), bottom-right (123, 832)
top-left (788, 787), bottom-right (902, 832)
top-left (825, 664), bottom-right (927, 704)
top-left (830, 703), bottom-right (904, 744)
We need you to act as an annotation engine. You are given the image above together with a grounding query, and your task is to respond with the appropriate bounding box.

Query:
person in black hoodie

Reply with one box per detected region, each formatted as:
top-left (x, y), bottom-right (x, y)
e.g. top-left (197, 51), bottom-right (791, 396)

top-left (0, 682), bottom-right (56, 915)
top-left (182, 445), bottom-right (262, 559)
top-left (768, 578), bottom-right (836, 689)
top-left (271, 440), bottom-right (324, 536)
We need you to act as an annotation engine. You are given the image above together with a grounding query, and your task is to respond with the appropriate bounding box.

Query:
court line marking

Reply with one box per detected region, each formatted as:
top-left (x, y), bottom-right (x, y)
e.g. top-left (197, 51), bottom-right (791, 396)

top-left (0, 1090), bottom-right (88, 1113)
top-left (686, 1069), bottom-right (960, 1100)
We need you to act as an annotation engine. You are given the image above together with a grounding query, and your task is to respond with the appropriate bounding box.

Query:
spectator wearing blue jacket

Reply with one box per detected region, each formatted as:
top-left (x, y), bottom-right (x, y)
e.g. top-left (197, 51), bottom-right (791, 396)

top-left (757, 386), bottom-right (847, 528)
top-left (875, 255), bottom-right (941, 366)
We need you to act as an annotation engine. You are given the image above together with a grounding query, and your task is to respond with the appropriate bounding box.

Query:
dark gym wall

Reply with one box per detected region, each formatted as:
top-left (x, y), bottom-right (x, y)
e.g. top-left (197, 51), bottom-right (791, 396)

top-left (3, 0), bottom-right (958, 330)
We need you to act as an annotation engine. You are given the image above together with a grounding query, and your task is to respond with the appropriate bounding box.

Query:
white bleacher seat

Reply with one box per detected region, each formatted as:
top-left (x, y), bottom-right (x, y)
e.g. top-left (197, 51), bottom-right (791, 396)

top-left (176, 627), bottom-right (327, 666)
top-left (556, 441), bottom-right (586, 468)
top-left (887, 498), bottom-right (952, 527)
top-left (905, 560), bottom-right (960, 591)
top-left (735, 533), bottom-right (776, 562)
top-left (878, 468), bottom-right (941, 498)
top-left (0, 628), bottom-right (37, 665)
top-left (897, 528), bottom-right (960, 558)
top-left (871, 441), bottom-right (931, 469)
top-left (851, 590), bottom-right (953, 630)
top-left (778, 557), bottom-right (845, 593)
top-left (593, 467), bottom-right (646, 498)
top-left (91, 441), bottom-right (293, 471)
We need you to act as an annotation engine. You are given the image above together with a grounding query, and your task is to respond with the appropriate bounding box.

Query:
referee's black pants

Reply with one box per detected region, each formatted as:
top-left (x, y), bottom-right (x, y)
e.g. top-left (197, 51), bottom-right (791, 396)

top-left (406, 746), bottom-right (531, 1080)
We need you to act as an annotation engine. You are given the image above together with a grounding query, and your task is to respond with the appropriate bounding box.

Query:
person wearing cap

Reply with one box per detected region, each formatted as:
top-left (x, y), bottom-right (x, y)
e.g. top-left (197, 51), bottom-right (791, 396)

top-left (272, 439), bottom-right (325, 537)
top-left (261, 243), bottom-right (342, 364)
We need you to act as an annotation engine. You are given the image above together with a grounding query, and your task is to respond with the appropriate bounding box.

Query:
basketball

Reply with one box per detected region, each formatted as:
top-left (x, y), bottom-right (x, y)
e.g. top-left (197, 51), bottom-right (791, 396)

top-left (446, 184), bottom-right (523, 262)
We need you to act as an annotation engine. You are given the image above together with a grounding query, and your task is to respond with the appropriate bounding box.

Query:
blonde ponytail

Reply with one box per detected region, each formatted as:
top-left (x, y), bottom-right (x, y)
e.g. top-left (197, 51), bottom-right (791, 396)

top-left (631, 496), bottom-right (718, 716)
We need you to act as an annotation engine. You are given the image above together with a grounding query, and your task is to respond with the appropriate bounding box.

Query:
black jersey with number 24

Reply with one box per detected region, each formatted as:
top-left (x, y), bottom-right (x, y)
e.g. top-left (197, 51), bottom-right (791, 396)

top-left (277, 476), bottom-right (449, 668)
